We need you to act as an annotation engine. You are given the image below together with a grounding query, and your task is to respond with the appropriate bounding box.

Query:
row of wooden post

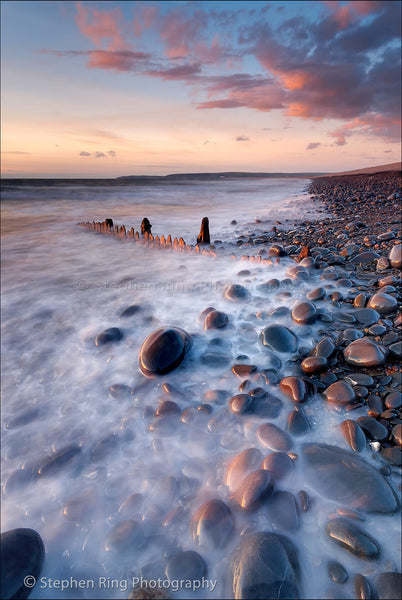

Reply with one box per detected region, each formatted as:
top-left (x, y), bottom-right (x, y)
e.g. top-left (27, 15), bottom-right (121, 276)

top-left (77, 220), bottom-right (217, 256)
top-left (76, 220), bottom-right (280, 265)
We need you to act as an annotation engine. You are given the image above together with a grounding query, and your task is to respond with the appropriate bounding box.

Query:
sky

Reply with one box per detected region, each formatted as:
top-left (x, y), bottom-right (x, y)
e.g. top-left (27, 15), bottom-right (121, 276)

top-left (1, 0), bottom-right (401, 177)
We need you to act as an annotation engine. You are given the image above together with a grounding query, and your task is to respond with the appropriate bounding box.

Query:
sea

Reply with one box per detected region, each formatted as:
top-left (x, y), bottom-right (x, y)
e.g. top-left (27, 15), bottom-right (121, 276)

top-left (1, 178), bottom-right (400, 599)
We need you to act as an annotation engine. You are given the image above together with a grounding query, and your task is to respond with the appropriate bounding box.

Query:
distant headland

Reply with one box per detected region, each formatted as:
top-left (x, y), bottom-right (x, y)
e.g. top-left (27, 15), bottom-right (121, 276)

top-left (1, 162), bottom-right (399, 186)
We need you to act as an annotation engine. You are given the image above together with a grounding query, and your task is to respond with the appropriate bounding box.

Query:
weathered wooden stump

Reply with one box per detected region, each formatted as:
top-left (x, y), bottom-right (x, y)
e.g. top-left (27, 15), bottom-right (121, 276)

top-left (197, 217), bottom-right (210, 244)
top-left (141, 218), bottom-right (152, 235)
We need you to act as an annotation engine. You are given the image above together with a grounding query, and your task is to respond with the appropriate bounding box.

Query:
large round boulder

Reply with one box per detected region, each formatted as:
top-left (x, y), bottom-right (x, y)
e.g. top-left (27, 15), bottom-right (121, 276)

top-left (302, 443), bottom-right (398, 513)
top-left (343, 338), bottom-right (387, 367)
top-left (191, 499), bottom-right (234, 548)
top-left (0, 528), bottom-right (45, 600)
top-left (260, 325), bottom-right (297, 353)
top-left (139, 327), bottom-right (192, 376)
top-left (388, 244), bottom-right (402, 269)
top-left (229, 532), bottom-right (300, 599)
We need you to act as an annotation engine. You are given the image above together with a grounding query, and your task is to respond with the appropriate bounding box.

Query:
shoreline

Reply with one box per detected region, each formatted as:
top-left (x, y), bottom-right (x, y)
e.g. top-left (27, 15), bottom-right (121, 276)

top-left (237, 168), bottom-right (401, 458)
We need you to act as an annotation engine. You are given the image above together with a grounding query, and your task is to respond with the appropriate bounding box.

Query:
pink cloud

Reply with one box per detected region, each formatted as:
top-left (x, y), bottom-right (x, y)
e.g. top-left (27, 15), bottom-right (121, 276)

top-left (75, 2), bottom-right (127, 50)
top-left (146, 63), bottom-right (202, 81)
top-left (86, 49), bottom-right (150, 71)
top-left (40, 1), bottom-right (400, 147)
top-left (133, 5), bottom-right (159, 37)
top-left (323, 1), bottom-right (384, 29)
top-left (329, 113), bottom-right (401, 145)
top-left (158, 8), bottom-right (208, 59)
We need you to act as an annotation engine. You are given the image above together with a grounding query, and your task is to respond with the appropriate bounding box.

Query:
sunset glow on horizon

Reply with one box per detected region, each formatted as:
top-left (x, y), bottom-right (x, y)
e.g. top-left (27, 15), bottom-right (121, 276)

top-left (1, 0), bottom-right (401, 178)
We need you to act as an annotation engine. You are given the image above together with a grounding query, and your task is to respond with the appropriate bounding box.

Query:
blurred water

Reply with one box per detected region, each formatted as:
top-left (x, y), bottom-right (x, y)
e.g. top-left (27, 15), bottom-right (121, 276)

top-left (1, 179), bottom-right (400, 599)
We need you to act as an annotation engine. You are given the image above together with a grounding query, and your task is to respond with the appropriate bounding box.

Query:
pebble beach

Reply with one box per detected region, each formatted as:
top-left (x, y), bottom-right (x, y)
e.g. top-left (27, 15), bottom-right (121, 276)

top-left (1, 169), bottom-right (401, 600)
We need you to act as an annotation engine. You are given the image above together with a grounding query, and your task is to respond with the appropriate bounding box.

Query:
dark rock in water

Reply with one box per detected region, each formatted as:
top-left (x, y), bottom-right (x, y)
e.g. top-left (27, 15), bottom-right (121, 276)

top-left (231, 470), bottom-right (273, 511)
top-left (326, 517), bottom-right (380, 560)
top-left (302, 443), bottom-right (398, 513)
top-left (393, 424), bottom-right (402, 446)
top-left (91, 433), bottom-right (119, 461)
top-left (257, 423), bottom-right (292, 452)
top-left (105, 520), bottom-right (144, 552)
top-left (224, 284), bottom-right (251, 302)
top-left (388, 244), bottom-right (402, 269)
top-left (286, 265), bottom-right (309, 280)
top-left (357, 417), bottom-right (388, 441)
top-left (269, 306), bottom-right (291, 319)
top-left (109, 383), bottom-right (132, 399)
top-left (232, 364), bottom-right (257, 378)
top-left (307, 286), bottom-right (326, 301)
top-left (104, 218), bottom-right (113, 228)
top-left (367, 293), bottom-right (398, 314)
top-left (332, 310), bottom-right (356, 324)
top-left (291, 301), bottom-right (317, 325)
top-left (6, 407), bottom-right (41, 429)
top-left (269, 244), bottom-right (286, 257)
top-left (253, 392), bottom-right (283, 418)
top-left (225, 448), bottom-right (263, 492)
top-left (204, 310), bottom-right (229, 329)
top-left (191, 499), bottom-right (234, 548)
top-left (261, 452), bottom-right (294, 481)
top-left (166, 550), bottom-right (206, 581)
top-left (340, 420), bottom-right (366, 452)
top-left (342, 328), bottom-right (364, 342)
top-left (258, 279), bottom-right (280, 294)
top-left (344, 338), bottom-right (387, 367)
top-left (0, 528), bottom-right (45, 600)
top-left (354, 308), bottom-right (380, 326)
top-left (229, 532), bottom-right (300, 599)
top-left (260, 324), bottom-right (297, 353)
top-left (95, 327), bottom-right (123, 346)
top-left (354, 574), bottom-right (373, 600)
top-left (384, 390), bottom-right (402, 409)
top-left (327, 560), bottom-right (348, 584)
top-left (344, 373), bottom-right (374, 387)
top-left (379, 447), bottom-right (402, 466)
top-left (280, 376), bottom-right (308, 403)
top-left (229, 394), bottom-right (254, 415)
top-left (201, 352), bottom-right (231, 367)
top-left (350, 251), bottom-right (380, 265)
top-left (268, 491), bottom-right (300, 531)
top-left (389, 341), bottom-right (402, 359)
top-left (197, 216), bottom-right (210, 244)
top-left (38, 446), bottom-right (81, 476)
top-left (139, 327), bottom-right (192, 376)
top-left (287, 409), bottom-right (310, 436)
top-left (354, 293), bottom-right (367, 308)
top-left (301, 356), bottom-right (327, 373)
top-left (155, 400), bottom-right (181, 416)
top-left (199, 306), bottom-right (216, 321)
top-left (376, 572), bottom-right (402, 600)
top-left (324, 381), bottom-right (355, 406)
top-left (120, 304), bottom-right (141, 318)
top-left (312, 337), bottom-right (335, 358)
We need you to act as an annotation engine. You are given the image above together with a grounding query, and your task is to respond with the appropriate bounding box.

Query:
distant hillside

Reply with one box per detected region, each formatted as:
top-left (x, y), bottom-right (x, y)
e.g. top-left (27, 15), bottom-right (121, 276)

top-left (117, 171), bottom-right (324, 182)
top-left (317, 162), bottom-right (401, 178)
